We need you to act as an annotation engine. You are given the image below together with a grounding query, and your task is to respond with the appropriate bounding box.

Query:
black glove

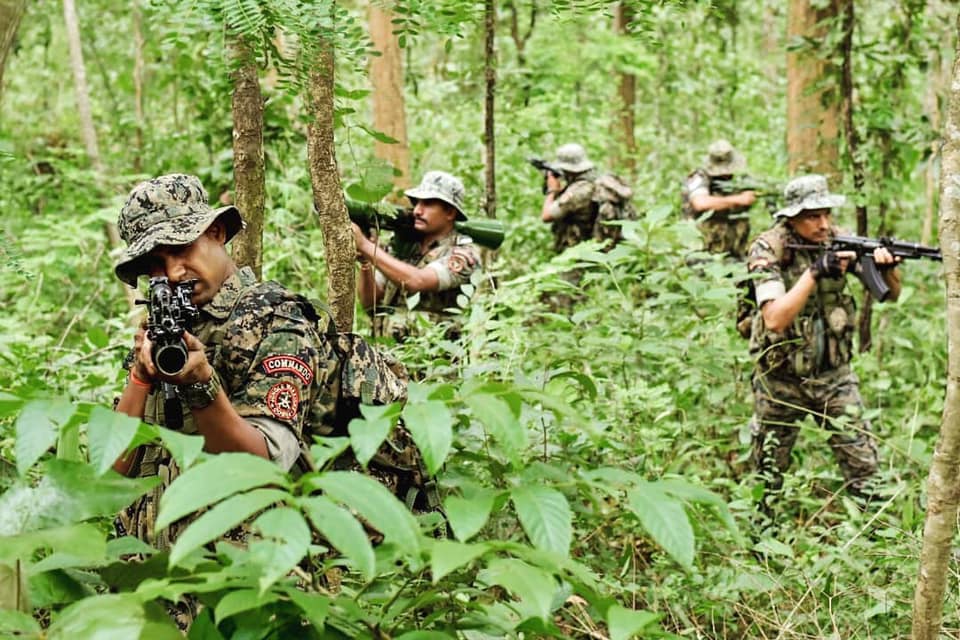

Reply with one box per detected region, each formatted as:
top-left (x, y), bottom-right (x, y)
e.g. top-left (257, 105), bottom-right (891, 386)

top-left (809, 251), bottom-right (844, 280)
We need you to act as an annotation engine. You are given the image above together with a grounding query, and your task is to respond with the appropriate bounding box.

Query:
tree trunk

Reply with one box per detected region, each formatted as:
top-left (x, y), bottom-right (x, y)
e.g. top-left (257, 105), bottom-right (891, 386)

top-left (307, 45), bottom-right (354, 333)
top-left (230, 35), bottom-right (265, 279)
top-left (912, 18), bottom-right (960, 639)
top-left (613, 2), bottom-right (636, 178)
top-left (483, 0), bottom-right (496, 218)
top-left (0, 0), bottom-right (25, 107)
top-left (132, 0), bottom-right (144, 174)
top-left (786, 0), bottom-right (841, 179)
top-left (922, 34), bottom-right (948, 246)
top-left (369, 4), bottom-right (411, 192)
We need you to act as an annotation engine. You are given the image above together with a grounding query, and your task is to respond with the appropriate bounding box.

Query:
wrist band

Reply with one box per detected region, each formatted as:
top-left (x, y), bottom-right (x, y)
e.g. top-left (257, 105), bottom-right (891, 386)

top-left (129, 370), bottom-right (152, 389)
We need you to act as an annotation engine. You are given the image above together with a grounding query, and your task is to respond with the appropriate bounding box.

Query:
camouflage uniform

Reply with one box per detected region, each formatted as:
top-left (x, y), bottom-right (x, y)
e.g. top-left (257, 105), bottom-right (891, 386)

top-left (547, 172), bottom-right (598, 254)
top-left (746, 182), bottom-right (878, 499)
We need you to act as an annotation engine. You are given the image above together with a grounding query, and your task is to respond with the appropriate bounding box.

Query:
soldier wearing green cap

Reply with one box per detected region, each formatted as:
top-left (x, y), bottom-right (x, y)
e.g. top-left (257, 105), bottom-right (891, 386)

top-left (540, 143), bottom-right (599, 253)
top-left (682, 139), bottom-right (757, 258)
top-left (745, 174), bottom-right (902, 508)
top-left (352, 170), bottom-right (481, 342)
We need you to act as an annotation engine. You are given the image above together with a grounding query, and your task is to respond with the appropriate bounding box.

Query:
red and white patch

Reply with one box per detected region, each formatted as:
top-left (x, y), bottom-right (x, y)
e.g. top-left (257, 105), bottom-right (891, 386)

top-left (265, 381), bottom-right (300, 421)
top-left (261, 355), bottom-right (314, 385)
top-left (447, 253), bottom-right (468, 274)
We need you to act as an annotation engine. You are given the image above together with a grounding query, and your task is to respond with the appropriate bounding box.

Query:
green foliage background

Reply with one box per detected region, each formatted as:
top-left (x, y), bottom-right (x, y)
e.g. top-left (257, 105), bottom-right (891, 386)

top-left (0, 0), bottom-right (955, 638)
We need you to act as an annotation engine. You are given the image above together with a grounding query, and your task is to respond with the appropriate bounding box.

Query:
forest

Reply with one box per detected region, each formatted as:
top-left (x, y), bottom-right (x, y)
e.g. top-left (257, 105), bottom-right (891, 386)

top-left (1, 0), bottom-right (959, 638)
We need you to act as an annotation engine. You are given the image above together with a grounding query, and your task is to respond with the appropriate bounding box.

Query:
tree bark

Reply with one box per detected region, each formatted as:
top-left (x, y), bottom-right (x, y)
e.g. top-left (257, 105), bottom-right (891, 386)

top-left (0, 0), bottom-right (25, 108)
top-left (483, 0), bottom-right (496, 218)
top-left (613, 2), bottom-right (636, 178)
top-left (786, 0), bottom-right (841, 179)
top-left (230, 35), bottom-right (265, 279)
top-left (912, 16), bottom-right (960, 639)
top-left (307, 45), bottom-right (354, 333)
top-left (369, 4), bottom-right (411, 192)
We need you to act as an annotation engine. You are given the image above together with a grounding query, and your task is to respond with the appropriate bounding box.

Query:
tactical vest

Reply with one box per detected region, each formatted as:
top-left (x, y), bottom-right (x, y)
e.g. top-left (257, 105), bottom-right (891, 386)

top-left (551, 175), bottom-right (597, 253)
top-left (749, 225), bottom-right (857, 378)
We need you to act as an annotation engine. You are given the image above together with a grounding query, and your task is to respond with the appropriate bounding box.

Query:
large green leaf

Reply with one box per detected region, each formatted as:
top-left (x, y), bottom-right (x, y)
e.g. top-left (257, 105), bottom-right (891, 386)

top-left (429, 539), bottom-right (488, 582)
top-left (511, 485), bottom-right (572, 556)
top-left (464, 393), bottom-right (526, 460)
top-left (283, 587), bottom-right (331, 629)
top-left (156, 429), bottom-right (205, 471)
top-left (47, 593), bottom-right (180, 640)
top-left (481, 558), bottom-right (557, 622)
top-left (607, 605), bottom-right (660, 640)
top-left (402, 400), bottom-right (454, 475)
top-left (626, 482), bottom-right (695, 569)
top-left (168, 488), bottom-right (289, 566)
top-left (0, 524), bottom-right (104, 566)
top-left (42, 460), bottom-right (158, 524)
top-left (248, 507), bottom-right (311, 593)
top-left (347, 404), bottom-right (397, 467)
top-left (0, 609), bottom-right (40, 636)
top-left (658, 478), bottom-right (741, 540)
top-left (157, 453), bottom-right (288, 530)
top-left (444, 488), bottom-right (496, 542)
top-left (214, 588), bottom-right (280, 623)
top-left (85, 406), bottom-right (140, 476)
top-left (314, 471), bottom-right (421, 555)
top-left (15, 399), bottom-right (75, 475)
top-left (300, 495), bottom-right (375, 581)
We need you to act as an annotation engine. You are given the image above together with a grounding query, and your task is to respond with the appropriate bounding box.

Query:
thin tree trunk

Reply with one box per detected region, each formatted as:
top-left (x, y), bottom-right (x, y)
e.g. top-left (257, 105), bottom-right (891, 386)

top-left (0, 0), bottom-right (25, 108)
top-left (912, 17), bottom-right (960, 638)
top-left (786, 0), bottom-right (841, 179)
top-left (613, 3), bottom-right (636, 178)
top-left (132, 0), bottom-right (144, 174)
top-left (307, 45), bottom-right (354, 332)
top-left (483, 0), bottom-right (496, 218)
top-left (922, 41), bottom-right (947, 246)
top-left (230, 35), bottom-right (265, 278)
top-left (369, 4), bottom-right (411, 191)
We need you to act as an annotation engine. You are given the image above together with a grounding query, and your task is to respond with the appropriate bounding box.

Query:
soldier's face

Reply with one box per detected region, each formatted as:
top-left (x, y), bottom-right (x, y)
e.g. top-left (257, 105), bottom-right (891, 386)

top-left (143, 222), bottom-right (234, 305)
top-left (789, 208), bottom-right (832, 243)
top-left (412, 199), bottom-right (457, 236)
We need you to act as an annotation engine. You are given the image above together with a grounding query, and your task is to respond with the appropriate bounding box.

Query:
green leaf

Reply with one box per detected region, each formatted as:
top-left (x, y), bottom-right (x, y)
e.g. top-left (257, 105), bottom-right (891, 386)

top-left (658, 478), bottom-right (741, 540)
top-left (607, 605), bottom-right (660, 640)
top-left (248, 507), bottom-right (311, 593)
top-left (481, 558), bottom-right (557, 621)
top-left (402, 400), bottom-right (454, 475)
top-left (214, 588), bottom-right (280, 623)
top-left (464, 393), bottom-right (526, 459)
top-left (626, 483), bottom-right (695, 569)
top-left (85, 407), bottom-right (140, 476)
top-left (444, 489), bottom-right (496, 542)
top-left (348, 404), bottom-right (397, 467)
top-left (168, 488), bottom-right (289, 566)
top-left (314, 471), bottom-right (421, 554)
top-left (15, 399), bottom-right (75, 475)
top-left (396, 632), bottom-right (457, 640)
top-left (429, 539), bottom-right (488, 582)
top-left (358, 123), bottom-right (399, 145)
top-left (0, 609), bottom-right (40, 635)
top-left (511, 485), bottom-right (572, 556)
top-left (48, 593), bottom-right (179, 640)
top-left (0, 524), bottom-right (105, 566)
top-left (157, 429), bottom-right (205, 471)
top-left (44, 460), bottom-right (158, 523)
top-left (157, 453), bottom-right (288, 530)
top-left (284, 587), bottom-right (330, 628)
top-left (310, 437), bottom-right (351, 470)
top-left (300, 495), bottom-right (375, 581)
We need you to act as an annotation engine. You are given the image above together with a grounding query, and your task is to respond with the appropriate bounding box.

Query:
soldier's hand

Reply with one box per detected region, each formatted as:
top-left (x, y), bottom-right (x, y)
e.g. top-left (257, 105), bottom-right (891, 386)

top-left (874, 246), bottom-right (900, 266)
top-left (734, 190), bottom-right (757, 207)
top-left (132, 326), bottom-right (157, 384)
top-left (162, 331), bottom-right (214, 386)
top-left (351, 223), bottom-right (371, 257)
top-left (809, 250), bottom-right (856, 279)
top-left (545, 172), bottom-right (564, 195)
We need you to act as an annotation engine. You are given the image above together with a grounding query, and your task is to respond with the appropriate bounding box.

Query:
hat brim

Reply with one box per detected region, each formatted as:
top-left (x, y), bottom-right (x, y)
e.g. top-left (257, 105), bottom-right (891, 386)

top-left (774, 194), bottom-right (846, 219)
top-left (705, 152), bottom-right (747, 177)
top-left (114, 205), bottom-right (243, 287)
top-left (404, 187), bottom-right (467, 221)
top-left (553, 160), bottom-right (594, 174)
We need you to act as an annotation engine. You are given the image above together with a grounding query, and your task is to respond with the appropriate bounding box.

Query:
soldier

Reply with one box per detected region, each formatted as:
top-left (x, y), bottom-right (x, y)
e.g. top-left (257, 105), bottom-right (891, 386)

top-left (746, 174), bottom-right (901, 508)
top-left (682, 139), bottom-right (757, 259)
top-left (540, 143), bottom-right (598, 254)
top-left (352, 170), bottom-right (481, 342)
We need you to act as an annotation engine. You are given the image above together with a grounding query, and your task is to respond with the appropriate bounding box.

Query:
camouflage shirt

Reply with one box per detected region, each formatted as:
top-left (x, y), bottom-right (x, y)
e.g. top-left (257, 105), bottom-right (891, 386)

top-left (371, 231), bottom-right (481, 340)
top-left (117, 267), bottom-right (340, 548)
top-left (746, 221), bottom-right (857, 378)
top-left (545, 172), bottom-right (597, 252)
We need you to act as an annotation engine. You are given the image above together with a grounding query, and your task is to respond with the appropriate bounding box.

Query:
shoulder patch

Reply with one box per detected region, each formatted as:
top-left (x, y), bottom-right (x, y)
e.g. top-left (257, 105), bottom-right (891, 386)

top-left (265, 381), bottom-right (300, 421)
top-left (262, 355), bottom-right (315, 385)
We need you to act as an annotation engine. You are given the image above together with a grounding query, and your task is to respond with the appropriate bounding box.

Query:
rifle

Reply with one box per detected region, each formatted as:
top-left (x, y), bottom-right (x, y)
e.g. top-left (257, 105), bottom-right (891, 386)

top-left (711, 176), bottom-right (783, 214)
top-left (345, 198), bottom-right (505, 253)
top-left (138, 277), bottom-right (199, 376)
top-left (527, 157), bottom-right (565, 195)
top-left (787, 235), bottom-right (942, 302)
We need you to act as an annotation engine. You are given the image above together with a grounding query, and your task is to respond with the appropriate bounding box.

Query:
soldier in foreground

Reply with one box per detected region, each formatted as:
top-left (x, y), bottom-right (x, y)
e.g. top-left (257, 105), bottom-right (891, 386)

top-left (352, 170), bottom-right (481, 342)
top-left (746, 174), bottom-right (901, 509)
top-left (682, 139), bottom-right (757, 258)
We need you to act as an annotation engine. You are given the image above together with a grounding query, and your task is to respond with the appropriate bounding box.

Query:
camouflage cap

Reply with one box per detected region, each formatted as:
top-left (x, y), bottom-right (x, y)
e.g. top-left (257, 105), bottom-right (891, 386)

top-left (552, 143), bottom-right (594, 173)
top-left (404, 171), bottom-right (467, 220)
top-left (114, 174), bottom-right (244, 286)
top-left (704, 139), bottom-right (747, 177)
top-left (774, 174), bottom-right (846, 219)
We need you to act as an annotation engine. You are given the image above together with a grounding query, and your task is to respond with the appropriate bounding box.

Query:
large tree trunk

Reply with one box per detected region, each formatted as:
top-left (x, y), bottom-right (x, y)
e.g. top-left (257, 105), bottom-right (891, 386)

top-left (230, 35), bottom-right (265, 278)
top-left (307, 45), bottom-right (354, 333)
top-left (786, 0), bottom-right (841, 179)
top-left (0, 0), bottom-right (25, 107)
top-left (368, 4), bottom-right (411, 192)
top-left (483, 0), bottom-right (496, 218)
top-left (613, 2), bottom-right (636, 178)
top-left (912, 17), bottom-right (960, 639)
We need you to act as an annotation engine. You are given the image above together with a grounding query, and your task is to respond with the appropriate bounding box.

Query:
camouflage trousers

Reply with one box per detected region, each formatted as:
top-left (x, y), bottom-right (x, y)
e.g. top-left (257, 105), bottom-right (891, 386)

top-left (750, 366), bottom-right (878, 498)
top-left (699, 216), bottom-right (750, 259)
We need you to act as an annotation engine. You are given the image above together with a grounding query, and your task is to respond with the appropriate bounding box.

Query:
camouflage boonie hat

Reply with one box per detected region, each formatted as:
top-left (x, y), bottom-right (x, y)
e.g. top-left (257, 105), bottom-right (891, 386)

top-left (704, 139), bottom-right (747, 177)
top-left (774, 174), bottom-right (846, 219)
top-left (552, 143), bottom-right (594, 173)
top-left (114, 174), bottom-right (244, 286)
top-left (404, 171), bottom-right (467, 220)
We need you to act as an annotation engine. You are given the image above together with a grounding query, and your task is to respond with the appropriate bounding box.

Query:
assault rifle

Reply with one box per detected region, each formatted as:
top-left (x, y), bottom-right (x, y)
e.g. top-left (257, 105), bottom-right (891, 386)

top-left (787, 235), bottom-right (942, 302)
top-left (711, 176), bottom-right (783, 214)
top-left (345, 198), bottom-right (505, 253)
top-left (527, 157), bottom-right (566, 195)
top-left (138, 277), bottom-right (199, 376)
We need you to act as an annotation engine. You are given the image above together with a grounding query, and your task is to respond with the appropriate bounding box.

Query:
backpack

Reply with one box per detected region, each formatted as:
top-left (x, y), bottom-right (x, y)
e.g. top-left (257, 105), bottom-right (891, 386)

top-left (591, 173), bottom-right (637, 246)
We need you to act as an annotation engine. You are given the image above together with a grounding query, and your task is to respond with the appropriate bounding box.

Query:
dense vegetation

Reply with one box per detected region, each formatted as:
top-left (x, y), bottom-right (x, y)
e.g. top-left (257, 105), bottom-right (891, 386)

top-left (0, 1), bottom-right (955, 638)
